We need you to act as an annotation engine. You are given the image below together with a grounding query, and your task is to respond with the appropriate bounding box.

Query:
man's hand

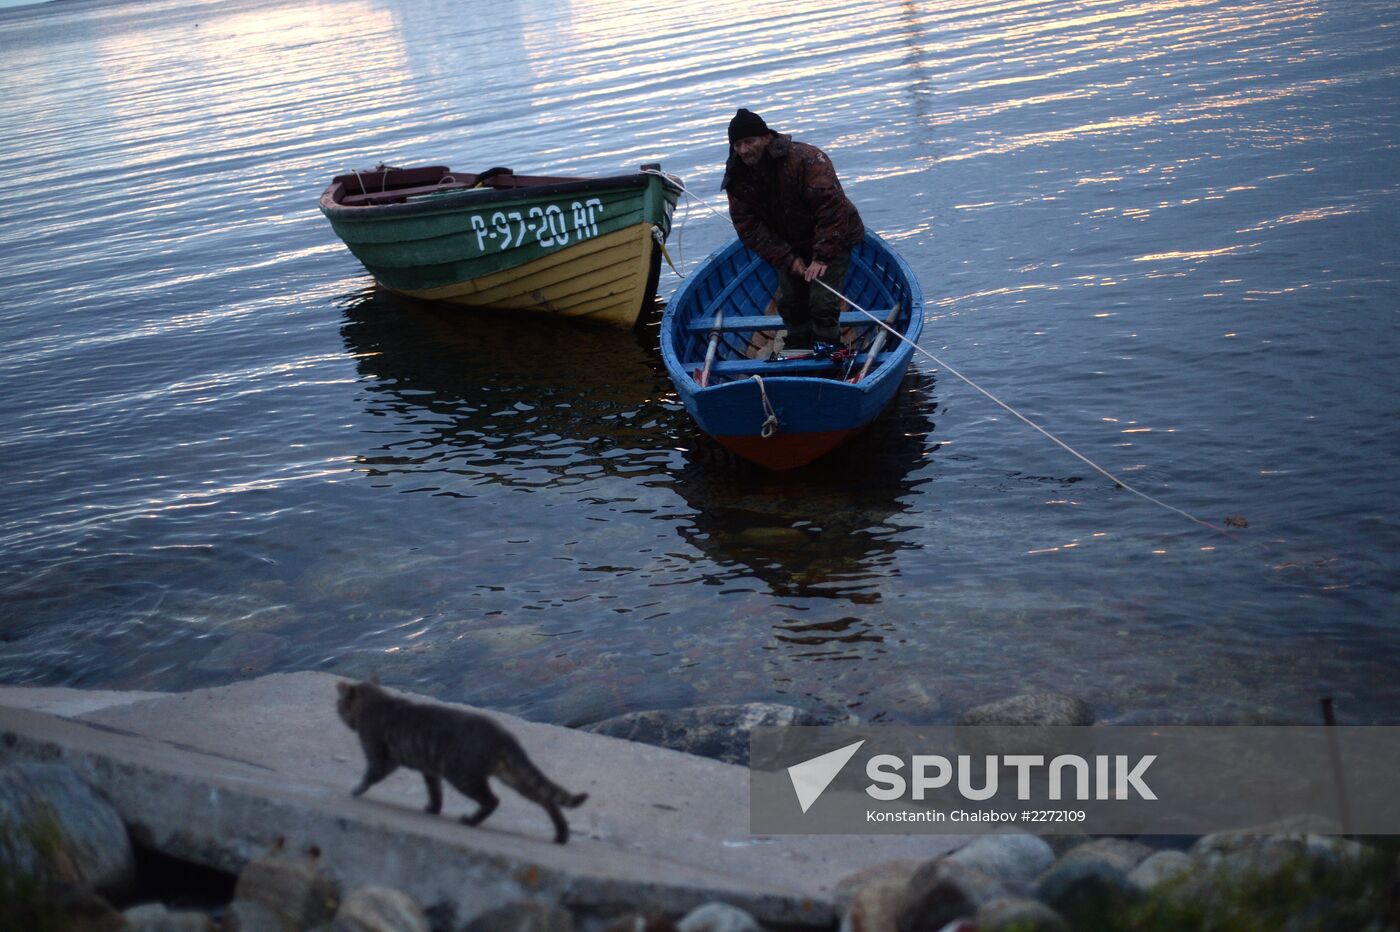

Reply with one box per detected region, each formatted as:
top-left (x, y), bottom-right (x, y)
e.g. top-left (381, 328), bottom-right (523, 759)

top-left (803, 260), bottom-right (828, 283)
top-left (790, 257), bottom-right (807, 277)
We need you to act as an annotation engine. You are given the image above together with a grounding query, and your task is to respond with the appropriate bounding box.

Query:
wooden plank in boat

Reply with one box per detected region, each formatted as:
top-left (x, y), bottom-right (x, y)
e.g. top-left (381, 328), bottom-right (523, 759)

top-left (684, 310), bottom-right (892, 334)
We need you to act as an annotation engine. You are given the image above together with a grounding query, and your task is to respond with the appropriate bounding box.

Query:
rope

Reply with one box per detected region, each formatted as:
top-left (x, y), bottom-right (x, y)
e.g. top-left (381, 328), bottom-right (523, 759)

top-left (644, 169), bottom-right (694, 277)
top-left (651, 168), bottom-right (1226, 535)
top-left (641, 169), bottom-right (729, 224)
top-left (752, 375), bottom-right (780, 437)
top-left (814, 279), bottom-right (1226, 535)
top-left (652, 226), bottom-right (684, 278)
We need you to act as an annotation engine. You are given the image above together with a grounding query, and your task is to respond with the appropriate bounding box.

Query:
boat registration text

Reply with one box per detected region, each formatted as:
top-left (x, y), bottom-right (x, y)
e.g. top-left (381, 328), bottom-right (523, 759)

top-left (469, 199), bottom-right (605, 252)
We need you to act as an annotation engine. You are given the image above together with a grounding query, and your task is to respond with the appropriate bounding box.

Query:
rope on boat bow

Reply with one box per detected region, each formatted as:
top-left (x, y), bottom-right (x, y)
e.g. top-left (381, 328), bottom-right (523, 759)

top-left (752, 375), bottom-right (780, 437)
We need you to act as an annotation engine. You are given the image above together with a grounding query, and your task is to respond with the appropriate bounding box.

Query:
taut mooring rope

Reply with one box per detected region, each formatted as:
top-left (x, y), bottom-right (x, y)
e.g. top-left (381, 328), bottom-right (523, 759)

top-left (653, 170), bottom-right (1229, 536)
top-left (813, 278), bottom-right (1226, 535)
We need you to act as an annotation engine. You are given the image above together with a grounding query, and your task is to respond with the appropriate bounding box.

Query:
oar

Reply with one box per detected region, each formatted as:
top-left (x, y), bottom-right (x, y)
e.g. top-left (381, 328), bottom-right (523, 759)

top-left (697, 305), bottom-right (724, 387)
top-left (853, 302), bottom-right (902, 382)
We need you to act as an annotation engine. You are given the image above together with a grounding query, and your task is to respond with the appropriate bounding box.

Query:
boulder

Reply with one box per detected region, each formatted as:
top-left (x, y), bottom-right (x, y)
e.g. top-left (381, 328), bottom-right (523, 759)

top-left (193, 631), bottom-right (289, 674)
top-left (954, 694), bottom-right (1095, 761)
top-left (332, 886), bottom-right (430, 932)
top-left (599, 913), bottom-right (679, 932)
top-left (957, 694), bottom-right (1094, 728)
top-left (897, 859), bottom-right (1009, 932)
top-left (123, 902), bottom-right (216, 931)
top-left (580, 703), bottom-right (853, 765)
top-left (463, 901), bottom-right (574, 932)
top-left (0, 763), bottom-right (134, 894)
top-left (1127, 850), bottom-right (1193, 891)
top-left (1054, 838), bottom-right (1153, 874)
top-left (223, 899), bottom-right (287, 932)
top-left (975, 897), bottom-right (1068, 932)
top-left (833, 859), bottom-right (924, 916)
top-left (676, 902), bottom-right (762, 932)
top-left (1033, 860), bottom-right (1141, 928)
top-left (839, 879), bottom-right (906, 932)
top-left (232, 841), bottom-right (337, 929)
top-left (945, 834), bottom-right (1055, 894)
top-left (0, 878), bottom-right (124, 932)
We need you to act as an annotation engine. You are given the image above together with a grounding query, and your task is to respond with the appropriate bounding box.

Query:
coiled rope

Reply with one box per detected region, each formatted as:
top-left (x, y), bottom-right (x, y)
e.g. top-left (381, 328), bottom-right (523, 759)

top-left (651, 170), bottom-right (1228, 536)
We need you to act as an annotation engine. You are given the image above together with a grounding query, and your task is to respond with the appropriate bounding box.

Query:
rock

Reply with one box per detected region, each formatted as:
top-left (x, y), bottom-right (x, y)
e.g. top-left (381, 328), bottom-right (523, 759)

top-left (1055, 838), bottom-right (1153, 874)
top-left (975, 897), bottom-right (1068, 932)
top-left (599, 913), bottom-right (679, 932)
top-left (957, 694), bottom-right (1094, 728)
top-left (233, 841), bottom-right (337, 929)
top-left (463, 900), bottom-right (574, 932)
top-left (580, 703), bottom-right (853, 765)
top-left (1301, 833), bottom-right (1365, 867)
top-left (1032, 860), bottom-right (1141, 928)
top-left (833, 859), bottom-right (923, 916)
top-left (945, 834), bottom-right (1055, 894)
top-left (224, 899), bottom-right (287, 932)
top-left (1191, 815), bottom-right (1342, 856)
top-left (839, 880), bottom-right (906, 932)
top-left (0, 762), bottom-right (134, 894)
top-left (123, 902), bottom-right (216, 932)
top-left (1045, 835), bottom-right (1090, 857)
top-left (897, 859), bottom-right (1009, 932)
top-left (331, 886), bottom-right (430, 932)
top-left (1127, 850), bottom-right (1194, 891)
top-left (1193, 829), bottom-right (1362, 872)
top-left (193, 631), bottom-right (289, 674)
top-left (1211, 845), bottom-right (1304, 885)
top-left (676, 902), bottom-right (762, 932)
top-left (3, 879), bottom-right (125, 932)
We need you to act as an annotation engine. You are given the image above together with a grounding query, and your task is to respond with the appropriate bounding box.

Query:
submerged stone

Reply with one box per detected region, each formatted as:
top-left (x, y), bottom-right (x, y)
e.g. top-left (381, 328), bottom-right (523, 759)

top-left (580, 702), bottom-right (853, 765)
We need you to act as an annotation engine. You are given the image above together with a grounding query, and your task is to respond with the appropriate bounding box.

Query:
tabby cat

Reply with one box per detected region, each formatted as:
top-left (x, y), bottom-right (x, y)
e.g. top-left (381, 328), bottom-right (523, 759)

top-left (335, 678), bottom-right (588, 844)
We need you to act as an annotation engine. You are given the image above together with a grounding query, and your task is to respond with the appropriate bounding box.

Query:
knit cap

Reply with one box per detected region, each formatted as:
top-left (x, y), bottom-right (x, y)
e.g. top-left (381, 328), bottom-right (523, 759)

top-left (728, 108), bottom-right (772, 143)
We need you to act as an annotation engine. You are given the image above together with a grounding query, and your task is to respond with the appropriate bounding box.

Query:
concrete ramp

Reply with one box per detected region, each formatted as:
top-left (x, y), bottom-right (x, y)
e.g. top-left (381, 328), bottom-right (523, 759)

top-left (0, 673), bottom-right (963, 926)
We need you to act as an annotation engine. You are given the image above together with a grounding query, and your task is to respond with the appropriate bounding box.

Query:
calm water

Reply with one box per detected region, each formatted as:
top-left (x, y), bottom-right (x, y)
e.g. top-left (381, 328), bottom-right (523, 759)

top-left (2, 0), bottom-right (1398, 727)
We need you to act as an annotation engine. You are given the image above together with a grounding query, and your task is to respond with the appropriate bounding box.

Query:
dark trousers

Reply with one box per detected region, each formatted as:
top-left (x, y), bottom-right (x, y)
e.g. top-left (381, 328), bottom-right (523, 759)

top-left (776, 253), bottom-right (850, 346)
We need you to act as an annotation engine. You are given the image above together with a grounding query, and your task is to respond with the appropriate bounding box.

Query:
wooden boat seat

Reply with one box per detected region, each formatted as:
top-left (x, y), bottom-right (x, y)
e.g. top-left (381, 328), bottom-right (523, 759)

top-left (695, 352), bottom-right (889, 378)
top-left (685, 310), bottom-right (893, 334)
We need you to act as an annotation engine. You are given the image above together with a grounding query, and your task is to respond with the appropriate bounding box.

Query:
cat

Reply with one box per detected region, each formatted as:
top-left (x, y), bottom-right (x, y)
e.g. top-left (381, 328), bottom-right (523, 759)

top-left (335, 678), bottom-right (588, 844)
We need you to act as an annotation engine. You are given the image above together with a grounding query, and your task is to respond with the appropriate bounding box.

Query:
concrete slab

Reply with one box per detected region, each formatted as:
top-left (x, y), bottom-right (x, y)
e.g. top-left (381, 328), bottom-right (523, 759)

top-left (0, 685), bottom-right (169, 717)
top-left (0, 673), bottom-right (965, 926)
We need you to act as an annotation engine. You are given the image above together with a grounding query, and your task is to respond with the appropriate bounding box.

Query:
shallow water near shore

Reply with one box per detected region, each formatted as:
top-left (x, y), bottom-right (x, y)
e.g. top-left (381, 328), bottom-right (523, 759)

top-left (1, 0), bottom-right (1398, 727)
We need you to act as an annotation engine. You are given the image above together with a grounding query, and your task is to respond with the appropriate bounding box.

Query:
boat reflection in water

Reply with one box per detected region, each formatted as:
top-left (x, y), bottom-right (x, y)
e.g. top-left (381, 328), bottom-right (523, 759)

top-left (339, 286), bottom-right (682, 492)
top-left (341, 282), bottom-right (937, 599)
top-left (668, 369), bottom-right (939, 603)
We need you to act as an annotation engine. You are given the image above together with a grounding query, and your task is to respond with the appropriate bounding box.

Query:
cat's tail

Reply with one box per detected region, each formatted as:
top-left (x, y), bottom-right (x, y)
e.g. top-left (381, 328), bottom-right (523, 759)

top-left (498, 746), bottom-right (587, 809)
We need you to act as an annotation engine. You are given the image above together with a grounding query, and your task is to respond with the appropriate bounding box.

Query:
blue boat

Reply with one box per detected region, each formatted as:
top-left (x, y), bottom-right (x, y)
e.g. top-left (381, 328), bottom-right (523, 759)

top-left (660, 231), bottom-right (924, 470)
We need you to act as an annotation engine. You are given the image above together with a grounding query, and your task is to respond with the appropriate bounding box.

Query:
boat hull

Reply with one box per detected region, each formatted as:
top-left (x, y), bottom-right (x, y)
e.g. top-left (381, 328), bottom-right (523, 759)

top-left (320, 165), bottom-right (680, 328)
top-left (660, 232), bottom-right (924, 469)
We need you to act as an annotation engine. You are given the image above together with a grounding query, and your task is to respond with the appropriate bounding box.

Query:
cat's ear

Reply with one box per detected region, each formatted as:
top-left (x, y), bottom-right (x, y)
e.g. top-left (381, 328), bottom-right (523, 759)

top-left (336, 681), bottom-right (351, 698)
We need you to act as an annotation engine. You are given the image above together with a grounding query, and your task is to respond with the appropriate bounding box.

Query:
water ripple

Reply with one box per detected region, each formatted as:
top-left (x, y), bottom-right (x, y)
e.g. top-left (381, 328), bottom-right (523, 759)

top-left (1, 0), bottom-right (1397, 724)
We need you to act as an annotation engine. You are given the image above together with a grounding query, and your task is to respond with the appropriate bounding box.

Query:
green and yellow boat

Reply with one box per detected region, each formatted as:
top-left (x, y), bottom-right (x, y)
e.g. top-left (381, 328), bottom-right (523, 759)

top-left (319, 163), bottom-right (682, 328)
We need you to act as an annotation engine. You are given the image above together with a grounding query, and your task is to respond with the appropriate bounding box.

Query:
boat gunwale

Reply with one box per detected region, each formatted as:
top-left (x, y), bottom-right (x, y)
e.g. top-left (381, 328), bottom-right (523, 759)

top-left (319, 170), bottom-right (679, 221)
top-left (660, 232), bottom-right (923, 398)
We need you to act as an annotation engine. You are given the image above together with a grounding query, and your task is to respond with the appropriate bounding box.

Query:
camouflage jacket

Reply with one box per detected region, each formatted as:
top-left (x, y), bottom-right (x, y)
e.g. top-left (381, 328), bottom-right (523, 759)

top-left (723, 134), bottom-right (865, 271)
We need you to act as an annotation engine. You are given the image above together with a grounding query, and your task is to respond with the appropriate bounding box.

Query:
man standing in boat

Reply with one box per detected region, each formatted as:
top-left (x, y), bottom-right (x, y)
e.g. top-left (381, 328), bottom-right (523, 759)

top-left (722, 108), bottom-right (865, 352)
